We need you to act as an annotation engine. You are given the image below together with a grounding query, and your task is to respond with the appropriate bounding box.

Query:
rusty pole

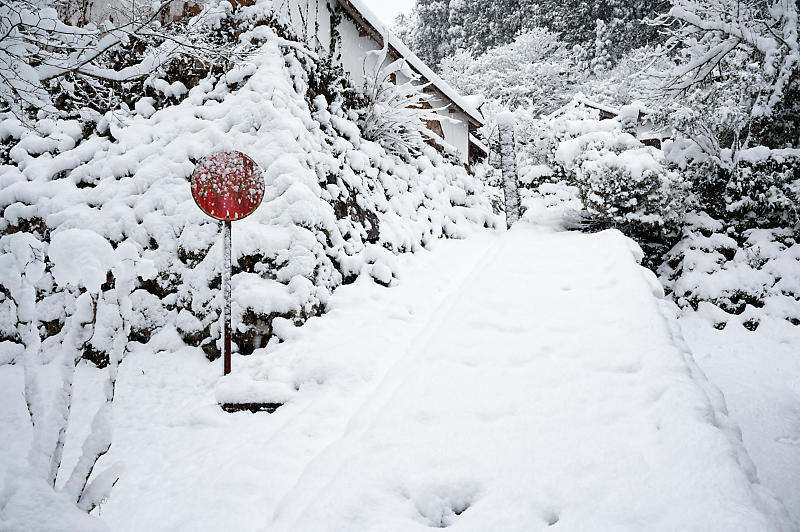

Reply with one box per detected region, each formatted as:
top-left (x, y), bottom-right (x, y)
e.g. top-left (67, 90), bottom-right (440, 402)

top-left (223, 219), bottom-right (232, 375)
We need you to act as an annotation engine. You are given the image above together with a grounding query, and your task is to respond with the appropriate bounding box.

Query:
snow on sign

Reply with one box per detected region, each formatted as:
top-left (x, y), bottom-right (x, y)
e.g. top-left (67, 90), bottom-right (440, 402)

top-left (191, 151), bottom-right (265, 377)
top-left (191, 150), bottom-right (265, 221)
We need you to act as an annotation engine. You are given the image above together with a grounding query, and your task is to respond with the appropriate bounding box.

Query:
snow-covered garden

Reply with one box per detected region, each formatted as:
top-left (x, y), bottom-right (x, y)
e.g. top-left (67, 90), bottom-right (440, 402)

top-left (1, 0), bottom-right (798, 529)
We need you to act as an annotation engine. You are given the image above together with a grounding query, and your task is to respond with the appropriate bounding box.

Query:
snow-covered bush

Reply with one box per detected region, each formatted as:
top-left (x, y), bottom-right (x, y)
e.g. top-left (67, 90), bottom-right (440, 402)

top-left (727, 148), bottom-right (800, 230)
top-left (516, 98), bottom-right (686, 265)
top-left (658, 146), bottom-right (800, 327)
top-left (0, 226), bottom-right (149, 527)
top-left (0, 4), bottom-right (497, 362)
top-left (359, 39), bottom-right (453, 156)
top-left (516, 100), bottom-right (607, 186)
top-left (556, 129), bottom-right (686, 237)
top-left (660, 213), bottom-right (800, 329)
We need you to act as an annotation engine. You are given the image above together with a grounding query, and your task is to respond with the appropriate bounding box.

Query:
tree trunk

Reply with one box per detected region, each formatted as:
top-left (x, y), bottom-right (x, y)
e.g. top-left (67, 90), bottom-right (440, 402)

top-left (498, 116), bottom-right (521, 228)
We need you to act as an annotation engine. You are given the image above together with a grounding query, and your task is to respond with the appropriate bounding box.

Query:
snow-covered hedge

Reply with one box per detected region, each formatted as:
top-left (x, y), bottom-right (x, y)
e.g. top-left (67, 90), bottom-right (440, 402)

top-left (659, 148), bottom-right (800, 329)
top-left (0, 5), bottom-right (497, 365)
top-left (515, 97), bottom-right (799, 329)
top-left (660, 213), bottom-right (800, 330)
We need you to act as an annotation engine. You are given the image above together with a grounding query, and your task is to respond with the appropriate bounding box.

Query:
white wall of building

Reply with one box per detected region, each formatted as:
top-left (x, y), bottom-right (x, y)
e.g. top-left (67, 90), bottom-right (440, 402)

top-left (278, 0), bottom-right (471, 163)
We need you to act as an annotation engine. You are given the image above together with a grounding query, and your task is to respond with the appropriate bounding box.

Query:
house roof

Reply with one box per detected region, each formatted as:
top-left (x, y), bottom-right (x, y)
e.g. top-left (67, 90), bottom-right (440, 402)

top-left (335, 0), bottom-right (485, 128)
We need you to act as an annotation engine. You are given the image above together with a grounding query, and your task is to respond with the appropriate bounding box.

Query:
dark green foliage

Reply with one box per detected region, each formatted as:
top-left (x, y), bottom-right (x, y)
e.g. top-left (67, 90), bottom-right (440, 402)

top-left (405, 0), bottom-right (668, 70)
top-left (305, 54), bottom-right (366, 114)
top-left (726, 153), bottom-right (800, 231)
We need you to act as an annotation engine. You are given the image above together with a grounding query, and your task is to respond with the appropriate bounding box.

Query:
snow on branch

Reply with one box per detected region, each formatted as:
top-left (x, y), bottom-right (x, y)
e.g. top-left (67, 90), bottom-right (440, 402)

top-left (654, 0), bottom-right (799, 119)
top-left (0, 0), bottom-right (251, 123)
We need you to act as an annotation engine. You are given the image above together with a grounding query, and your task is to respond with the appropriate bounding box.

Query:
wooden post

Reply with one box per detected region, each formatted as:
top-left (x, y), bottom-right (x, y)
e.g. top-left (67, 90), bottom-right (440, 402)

top-left (223, 220), bottom-right (231, 375)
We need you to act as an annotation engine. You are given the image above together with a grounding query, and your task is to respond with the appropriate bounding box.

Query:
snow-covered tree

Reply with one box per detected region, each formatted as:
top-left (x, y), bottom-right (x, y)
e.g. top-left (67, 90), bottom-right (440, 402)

top-left (591, 19), bottom-right (614, 75)
top-left (649, 0), bottom-right (800, 154)
top-left (439, 28), bottom-right (582, 116)
top-left (403, 0), bottom-right (668, 72)
top-left (405, 0), bottom-right (453, 69)
top-left (0, 0), bottom-right (246, 124)
top-left (0, 227), bottom-right (154, 527)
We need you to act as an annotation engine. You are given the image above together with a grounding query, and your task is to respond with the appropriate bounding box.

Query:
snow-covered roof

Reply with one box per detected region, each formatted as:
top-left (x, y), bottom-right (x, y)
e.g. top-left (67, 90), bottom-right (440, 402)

top-left (337, 0), bottom-right (485, 127)
top-left (469, 134), bottom-right (488, 155)
top-left (573, 95), bottom-right (620, 117)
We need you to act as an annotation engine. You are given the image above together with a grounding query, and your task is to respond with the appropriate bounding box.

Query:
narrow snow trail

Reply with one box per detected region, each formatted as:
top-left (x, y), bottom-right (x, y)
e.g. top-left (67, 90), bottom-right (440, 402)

top-left (266, 224), bottom-right (790, 531)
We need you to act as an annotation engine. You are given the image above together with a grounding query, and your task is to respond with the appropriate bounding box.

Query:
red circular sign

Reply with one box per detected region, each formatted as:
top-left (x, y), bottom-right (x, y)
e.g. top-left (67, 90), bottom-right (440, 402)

top-left (191, 151), bottom-right (265, 221)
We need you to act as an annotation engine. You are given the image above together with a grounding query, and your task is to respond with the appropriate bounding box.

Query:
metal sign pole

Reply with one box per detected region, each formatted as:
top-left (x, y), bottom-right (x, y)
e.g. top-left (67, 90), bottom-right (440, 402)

top-left (223, 219), bottom-right (232, 375)
top-left (191, 150), bottom-right (264, 377)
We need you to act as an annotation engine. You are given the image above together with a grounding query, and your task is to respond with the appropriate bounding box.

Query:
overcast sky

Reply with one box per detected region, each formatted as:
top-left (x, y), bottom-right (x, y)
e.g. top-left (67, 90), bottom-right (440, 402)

top-left (361, 0), bottom-right (415, 27)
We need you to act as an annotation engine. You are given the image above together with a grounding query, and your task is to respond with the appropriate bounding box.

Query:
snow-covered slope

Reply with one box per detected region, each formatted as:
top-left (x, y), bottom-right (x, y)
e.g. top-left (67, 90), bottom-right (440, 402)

top-left (0, 20), bottom-right (496, 362)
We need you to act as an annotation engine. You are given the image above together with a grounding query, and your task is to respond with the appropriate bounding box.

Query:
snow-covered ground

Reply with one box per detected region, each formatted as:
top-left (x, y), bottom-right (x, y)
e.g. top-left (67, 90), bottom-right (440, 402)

top-left (681, 316), bottom-right (800, 525)
top-left (1, 223), bottom-right (794, 530)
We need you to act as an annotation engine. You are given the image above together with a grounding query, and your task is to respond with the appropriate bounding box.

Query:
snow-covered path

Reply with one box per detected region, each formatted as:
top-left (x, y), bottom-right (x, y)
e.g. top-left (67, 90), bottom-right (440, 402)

top-left (3, 224), bottom-right (790, 531)
top-left (264, 224), bottom-right (788, 531)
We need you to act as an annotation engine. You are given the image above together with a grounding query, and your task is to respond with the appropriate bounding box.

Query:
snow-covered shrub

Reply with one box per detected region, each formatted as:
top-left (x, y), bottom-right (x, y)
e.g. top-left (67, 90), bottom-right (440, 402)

top-left (0, 4), bottom-right (497, 363)
top-left (660, 213), bottom-right (800, 329)
top-left (359, 38), bottom-right (453, 156)
top-left (471, 161), bottom-right (505, 216)
top-left (727, 148), bottom-right (800, 230)
top-left (663, 142), bottom-right (799, 233)
top-left (658, 146), bottom-right (800, 327)
top-left (517, 99), bottom-right (686, 266)
top-left (0, 227), bottom-right (148, 527)
top-left (556, 130), bottom-right (686, 237)
top-left (516, 100), bottom-right (608, 186)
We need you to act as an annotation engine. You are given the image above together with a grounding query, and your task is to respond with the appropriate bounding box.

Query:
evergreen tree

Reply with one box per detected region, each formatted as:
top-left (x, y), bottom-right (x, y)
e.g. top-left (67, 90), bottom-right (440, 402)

top-left (402, 0), bottom-right (668, 71)
top-left (408, 0), bottom-right (453, 68)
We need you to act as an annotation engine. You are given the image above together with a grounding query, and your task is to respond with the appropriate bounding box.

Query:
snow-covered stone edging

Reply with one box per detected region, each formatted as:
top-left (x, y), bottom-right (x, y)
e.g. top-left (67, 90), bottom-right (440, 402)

top-left (0, 5), bottom-right (498, 366)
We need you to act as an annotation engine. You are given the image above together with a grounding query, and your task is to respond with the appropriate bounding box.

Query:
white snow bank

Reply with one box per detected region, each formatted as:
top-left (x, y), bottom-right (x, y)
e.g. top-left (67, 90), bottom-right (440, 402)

top-left (681, 314), bottom-right (800, 525)
top-left (0, 470), bottom-right (108, 532)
